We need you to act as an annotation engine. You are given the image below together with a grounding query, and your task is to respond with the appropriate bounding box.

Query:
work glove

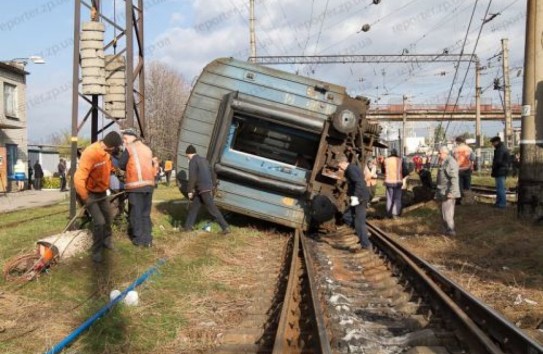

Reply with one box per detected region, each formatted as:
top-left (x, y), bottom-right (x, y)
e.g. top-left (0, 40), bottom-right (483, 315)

top-left (188, 192), bottom-right (194, 200)
top-left (350, 196), bottom-right (360, 207)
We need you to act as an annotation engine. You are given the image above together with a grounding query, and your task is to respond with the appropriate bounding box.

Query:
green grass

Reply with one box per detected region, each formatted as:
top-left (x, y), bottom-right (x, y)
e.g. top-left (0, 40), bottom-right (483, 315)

top-left (0, 203), bottom-right (67, 228)
top-left (0, 185), bottom-right (270, 353)
top-left (471, 174), bottom-right (518, 188)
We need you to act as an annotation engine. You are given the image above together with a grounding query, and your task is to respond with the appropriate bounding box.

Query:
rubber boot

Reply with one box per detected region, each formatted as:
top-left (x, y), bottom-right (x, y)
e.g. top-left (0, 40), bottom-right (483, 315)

top-left (103, 224), bottom-right (114, 250)
top-left (91, 225), bottom-right (105, 263)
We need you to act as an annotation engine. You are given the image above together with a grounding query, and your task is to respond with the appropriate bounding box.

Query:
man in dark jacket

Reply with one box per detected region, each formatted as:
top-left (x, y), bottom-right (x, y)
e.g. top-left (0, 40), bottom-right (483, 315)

top-left (58, 158), bottom-right (67, 191)
top-left (337, 155), bottom-right (372, 249)
top-left (490, 136), bottom-right (509, 209)
top-left (183, 145), bottom-right (230, 234)
top-left (33, 161), bottom-right (43, 190)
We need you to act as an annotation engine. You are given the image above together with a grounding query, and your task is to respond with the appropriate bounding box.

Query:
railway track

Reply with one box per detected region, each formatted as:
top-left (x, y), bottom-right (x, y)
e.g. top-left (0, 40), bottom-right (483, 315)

top-left (212, 223), bottom-right (543, 353)
top-left (0, 209), bottom-right (68, 229)
top-left (470, 184), bottom-right (516, 195)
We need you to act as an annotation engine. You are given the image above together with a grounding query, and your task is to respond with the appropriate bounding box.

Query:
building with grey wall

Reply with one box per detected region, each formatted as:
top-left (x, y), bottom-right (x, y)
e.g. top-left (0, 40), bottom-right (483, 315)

top-left (0, 62), bottom-right (28, 192)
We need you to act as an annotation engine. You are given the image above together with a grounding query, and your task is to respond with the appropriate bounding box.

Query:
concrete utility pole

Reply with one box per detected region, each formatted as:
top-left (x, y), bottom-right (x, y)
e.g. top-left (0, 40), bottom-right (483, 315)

top-left (402, 95), bottom-right (407, 156)
top-left (475, 61), bottom-right (482, 172)
top-left (249, 0), bottom-right (256, 63)
top-left (518, 0), bottom-right (543, 221)
top-left (502, 38), bottom-right (513, 149)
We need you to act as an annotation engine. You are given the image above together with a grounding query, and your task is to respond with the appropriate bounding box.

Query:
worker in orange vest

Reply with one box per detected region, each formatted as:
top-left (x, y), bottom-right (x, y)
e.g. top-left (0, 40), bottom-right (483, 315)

top-left (150, 156), bottom-right (160, 187)
top-left (164, 158), bottom-right (174, 186)
top-left (453, 136), bottom-right (474, 197)
top-left (74, 131), bottom-right (123, 262)
top-left (119, 128), bottom-right (155, 247)
top-left (384, 149), bottom-right (407, 218)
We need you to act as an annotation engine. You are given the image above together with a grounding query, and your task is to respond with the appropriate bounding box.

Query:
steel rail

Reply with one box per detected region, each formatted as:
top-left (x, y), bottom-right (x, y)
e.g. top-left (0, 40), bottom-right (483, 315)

top-left (272, 230), bottom-right (301, 353)
top-left (300, 232), bottom-right (333, 354)
top-left (367, 221), bottom-right (543, 354)
top-left (367, 222), bottom-right (504, 353)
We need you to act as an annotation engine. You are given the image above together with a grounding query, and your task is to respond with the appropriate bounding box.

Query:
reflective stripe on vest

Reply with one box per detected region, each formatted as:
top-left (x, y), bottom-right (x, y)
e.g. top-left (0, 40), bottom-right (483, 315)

top-left (384, 156), bottom-right (402, 184)
top-left (125, 141), bottom-right (155, 189)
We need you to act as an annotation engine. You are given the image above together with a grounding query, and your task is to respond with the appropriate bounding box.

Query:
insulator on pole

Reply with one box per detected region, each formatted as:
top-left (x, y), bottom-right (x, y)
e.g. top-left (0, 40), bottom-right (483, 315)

top-left (81, 21), bottom-right (106, 95)
top-left (105, 55), bottom-right (126, 119)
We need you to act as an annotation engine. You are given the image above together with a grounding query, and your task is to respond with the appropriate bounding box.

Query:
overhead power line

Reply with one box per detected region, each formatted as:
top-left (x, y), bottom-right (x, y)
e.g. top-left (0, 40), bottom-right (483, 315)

top-left (251, 54), bottom-right (478, 65)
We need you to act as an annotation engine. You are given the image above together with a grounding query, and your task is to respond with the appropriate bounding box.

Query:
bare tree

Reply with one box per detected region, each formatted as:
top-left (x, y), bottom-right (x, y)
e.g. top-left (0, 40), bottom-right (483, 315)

top-left (45, 129), bottom-right (91, 158)
top-left (145, 61), bottom-right (190, 162)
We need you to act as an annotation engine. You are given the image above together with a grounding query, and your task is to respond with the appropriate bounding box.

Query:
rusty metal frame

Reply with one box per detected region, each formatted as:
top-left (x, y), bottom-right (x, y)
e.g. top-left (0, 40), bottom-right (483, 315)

top-left (69, 0), bottom-right (145, 218)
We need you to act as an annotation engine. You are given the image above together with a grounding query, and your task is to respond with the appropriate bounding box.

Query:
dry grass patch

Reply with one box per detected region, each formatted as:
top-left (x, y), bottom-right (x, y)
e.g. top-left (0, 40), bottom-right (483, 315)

top-left (0, 187), bottom-right (290, 353)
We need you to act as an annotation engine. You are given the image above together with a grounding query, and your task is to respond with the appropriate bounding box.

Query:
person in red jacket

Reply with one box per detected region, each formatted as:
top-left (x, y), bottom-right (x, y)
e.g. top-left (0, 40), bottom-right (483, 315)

top-left (412, 155), bottom-right (423, 173)
top-left (74, 131), bottom-right (123, 262)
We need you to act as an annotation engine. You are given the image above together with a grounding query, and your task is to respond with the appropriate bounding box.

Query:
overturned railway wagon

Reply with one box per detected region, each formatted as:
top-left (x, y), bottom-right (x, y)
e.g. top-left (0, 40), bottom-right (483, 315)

top-left (177, 58), bottom-right (381, 229)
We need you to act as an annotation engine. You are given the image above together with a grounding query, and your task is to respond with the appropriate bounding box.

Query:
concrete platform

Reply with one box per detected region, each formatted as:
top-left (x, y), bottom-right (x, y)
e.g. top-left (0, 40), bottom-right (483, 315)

top-left (0, 189), bottom-right (69, 213)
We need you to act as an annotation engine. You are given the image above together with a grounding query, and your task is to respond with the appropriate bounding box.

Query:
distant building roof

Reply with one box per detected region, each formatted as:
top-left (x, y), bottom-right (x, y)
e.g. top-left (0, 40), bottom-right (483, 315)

top-left (0, 62), bottom-right (29, 76)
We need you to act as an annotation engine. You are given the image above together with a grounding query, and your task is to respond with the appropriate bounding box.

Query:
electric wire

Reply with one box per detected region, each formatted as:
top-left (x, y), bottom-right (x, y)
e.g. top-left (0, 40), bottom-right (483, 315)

top-left (384, 0), bottom-right (522, 97)
top-left (307, 0), bottom-right (331, 75)
top-left (301, 0), bottom-right (316, 56)
top-left (431, 0), bottom-right (480, 147)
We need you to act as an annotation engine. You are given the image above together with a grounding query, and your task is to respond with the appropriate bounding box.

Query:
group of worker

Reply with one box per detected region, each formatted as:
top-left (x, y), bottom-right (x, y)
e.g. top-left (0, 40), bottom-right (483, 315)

top-left (74, 127), bottom-right (511, 260)
top-left (74, 129), bottom-right (157, 262)
top-left (73, 130), bottom-right (229, 263)
top-left (341, 135), bottom-right (510, 249)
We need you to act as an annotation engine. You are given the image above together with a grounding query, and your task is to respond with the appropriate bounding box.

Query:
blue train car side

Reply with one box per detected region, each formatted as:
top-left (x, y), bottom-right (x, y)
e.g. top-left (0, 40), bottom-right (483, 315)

top-left (177, 57), bottom-right (381, 229)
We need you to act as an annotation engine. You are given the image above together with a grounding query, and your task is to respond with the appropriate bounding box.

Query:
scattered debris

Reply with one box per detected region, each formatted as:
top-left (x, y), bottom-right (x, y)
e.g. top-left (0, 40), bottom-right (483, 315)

top-left (514, 294), bottom-right (538, 306)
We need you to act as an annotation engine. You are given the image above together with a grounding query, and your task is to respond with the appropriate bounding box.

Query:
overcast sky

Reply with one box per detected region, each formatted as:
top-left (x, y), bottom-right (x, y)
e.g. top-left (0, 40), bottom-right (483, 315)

top-left (0, 0), bottom-right (526, 143)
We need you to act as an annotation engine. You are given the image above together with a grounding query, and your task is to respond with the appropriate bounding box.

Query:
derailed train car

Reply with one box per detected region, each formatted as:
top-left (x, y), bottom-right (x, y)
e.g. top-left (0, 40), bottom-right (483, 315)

top-left (176, 57), bottom-right (381, 230)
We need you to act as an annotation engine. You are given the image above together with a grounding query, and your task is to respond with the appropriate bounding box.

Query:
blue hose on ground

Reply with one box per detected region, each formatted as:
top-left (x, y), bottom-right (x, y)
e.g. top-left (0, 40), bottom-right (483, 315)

top-left (44, 258), bottom-right (167, 354)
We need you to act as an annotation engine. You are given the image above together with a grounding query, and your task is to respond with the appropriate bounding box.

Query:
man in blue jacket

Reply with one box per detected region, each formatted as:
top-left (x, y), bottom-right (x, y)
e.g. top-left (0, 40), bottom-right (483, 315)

top-left (337, 155), bottom-right (372, 249)
top-left (183, 145), bottom-right (230, 234)
top-left (490, 136), bottom-right (510, 209)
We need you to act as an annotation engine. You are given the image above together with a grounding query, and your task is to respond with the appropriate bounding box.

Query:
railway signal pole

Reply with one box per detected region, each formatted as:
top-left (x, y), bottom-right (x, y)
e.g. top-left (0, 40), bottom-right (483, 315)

top-left (249, 0), bottom-right (256, 63)
top-left (518, 0), bottom-right (543, 221)
top-left (502, 38), bottom-right (513, 150)
top-left (475, 60), bottom-right (482, 172)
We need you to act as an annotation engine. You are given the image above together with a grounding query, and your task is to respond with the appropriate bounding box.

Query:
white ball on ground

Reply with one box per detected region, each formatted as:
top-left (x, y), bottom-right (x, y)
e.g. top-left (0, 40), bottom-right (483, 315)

top-left (123, 290), bottom-right (139, 306)
top-left (110, 289), bottom-right (121, 301)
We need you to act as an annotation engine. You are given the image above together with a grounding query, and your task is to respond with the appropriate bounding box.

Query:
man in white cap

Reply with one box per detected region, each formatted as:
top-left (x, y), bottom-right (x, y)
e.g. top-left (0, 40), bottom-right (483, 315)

top-left (119, 128), bottom-right (155, 247)
top-left (435, 146), bottom-right (461, 236)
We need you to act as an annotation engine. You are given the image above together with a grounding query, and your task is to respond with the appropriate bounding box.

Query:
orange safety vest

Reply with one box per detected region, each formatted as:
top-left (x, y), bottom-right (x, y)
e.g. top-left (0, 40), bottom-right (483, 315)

top-left (384, 156), bottom-right (403, 184)
top-left (164, 160), bottom-right (173, 171)
top-left (454, 144), bottom-right (472, 170)
top-left (364, 165), bottom-right (377, 187)
top-left (124, 141), bottom-right (155, 189)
